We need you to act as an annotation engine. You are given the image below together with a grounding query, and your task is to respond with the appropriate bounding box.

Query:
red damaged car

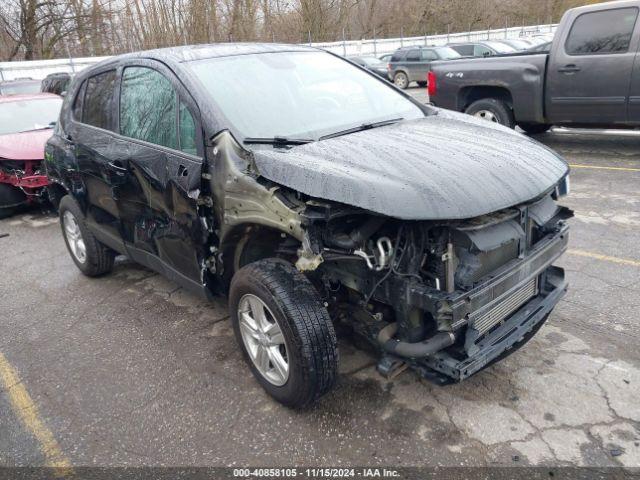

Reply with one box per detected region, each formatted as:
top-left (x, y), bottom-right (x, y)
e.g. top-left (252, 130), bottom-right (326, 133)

top-left (0, 93), bottom-right (62, 218)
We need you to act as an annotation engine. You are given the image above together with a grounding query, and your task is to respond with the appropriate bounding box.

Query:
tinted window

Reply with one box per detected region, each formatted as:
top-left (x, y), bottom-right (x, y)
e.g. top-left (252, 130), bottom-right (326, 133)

top-left (406, 50), bottom-right (420, 61)
top-left (83, 70), bottom-right (117, 130)
top-left (421, 50), bottom-right (438, 61)
top-left (566, 7), bottom-right (638, 55)
top-left (179, 102), bottom-right (197, 155)
top-left (120, 67), bottom-right (177, 149)
top-left (72, 81), bottom-right (86, 120)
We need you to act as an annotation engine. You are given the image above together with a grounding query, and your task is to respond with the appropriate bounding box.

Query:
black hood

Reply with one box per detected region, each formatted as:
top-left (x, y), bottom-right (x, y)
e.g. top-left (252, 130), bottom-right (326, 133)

top-left (251, 109), bottom-right (569, 220)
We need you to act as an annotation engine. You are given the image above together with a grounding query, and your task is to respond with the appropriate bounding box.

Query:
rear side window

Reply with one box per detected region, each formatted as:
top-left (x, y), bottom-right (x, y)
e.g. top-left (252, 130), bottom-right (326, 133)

top-left (566, 7), bottom-right (638, 55)
top-left (120, 66), bottom-right (178, 149)
top-left (72, 81), bottom-right (86, 120)
top-left (406, 50), bottom-right (420, 61)
top-left (83, 70), bottom-right (117, 130)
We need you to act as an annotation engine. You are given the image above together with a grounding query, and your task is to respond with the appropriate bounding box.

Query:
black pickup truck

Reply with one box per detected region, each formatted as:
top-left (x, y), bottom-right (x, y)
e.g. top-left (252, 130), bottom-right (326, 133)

top-left (429, 0), bottom-right (640, 133)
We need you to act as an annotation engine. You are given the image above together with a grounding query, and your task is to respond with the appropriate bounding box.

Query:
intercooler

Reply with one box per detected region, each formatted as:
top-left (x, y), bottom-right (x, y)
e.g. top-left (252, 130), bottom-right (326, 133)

top-left (468, 277), bottom-right (539, 336)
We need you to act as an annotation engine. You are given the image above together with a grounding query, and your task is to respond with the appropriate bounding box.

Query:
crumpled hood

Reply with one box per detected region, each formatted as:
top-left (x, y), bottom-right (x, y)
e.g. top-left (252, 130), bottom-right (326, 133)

top-left (251, 109), bottom-right (569, 220)
top-left (0, 129), bottom-right (52, 161)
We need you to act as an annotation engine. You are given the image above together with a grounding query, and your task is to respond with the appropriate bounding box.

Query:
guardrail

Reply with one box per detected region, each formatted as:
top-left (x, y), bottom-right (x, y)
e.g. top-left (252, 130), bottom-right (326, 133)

top-left (0, 23), bottom-right (557, 81)
top-left (313, 24), bottom-right (557, 57)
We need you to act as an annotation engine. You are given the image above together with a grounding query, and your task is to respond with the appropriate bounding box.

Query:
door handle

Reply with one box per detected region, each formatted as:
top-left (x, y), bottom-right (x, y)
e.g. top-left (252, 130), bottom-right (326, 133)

top-left (177, 164), bottom-right (188, 177)
top-left (558, 64), bottom-right (581, 73)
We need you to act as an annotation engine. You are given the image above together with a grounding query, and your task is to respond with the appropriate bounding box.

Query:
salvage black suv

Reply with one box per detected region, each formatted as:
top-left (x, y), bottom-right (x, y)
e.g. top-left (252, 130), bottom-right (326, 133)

top-left (46, 44), bottom-right (572, 408)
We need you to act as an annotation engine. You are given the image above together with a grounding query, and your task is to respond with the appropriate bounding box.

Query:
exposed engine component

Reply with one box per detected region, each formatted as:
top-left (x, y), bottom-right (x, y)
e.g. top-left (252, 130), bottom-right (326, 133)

top-left (377, 322), bottom-right (456, 358)
top-left (354, 236), bottom-right (394, 271)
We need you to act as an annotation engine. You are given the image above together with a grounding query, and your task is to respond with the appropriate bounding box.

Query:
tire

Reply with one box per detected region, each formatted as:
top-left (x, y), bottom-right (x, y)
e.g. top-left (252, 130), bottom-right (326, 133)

top-left (229, 259), bottom-right (338, 408)
top-left (519, 123), bottom-right (552, 135)
top-left (465, 98), bottom-right (515, 129)
top-left (0, 184), bottom-right (26, 219)
top-left (58, 195), bottom-right (115, 277)
top-left (393, 71), bottom-right (409, 89)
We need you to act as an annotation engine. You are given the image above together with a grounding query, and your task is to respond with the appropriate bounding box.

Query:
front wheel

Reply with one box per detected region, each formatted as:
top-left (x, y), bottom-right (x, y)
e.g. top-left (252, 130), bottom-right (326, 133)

top-left (465, 98), bottom-right (515, 129)
top-left (229, 259), bottom-right (338, 408)
top-left (519, 123), bottom-right (552, 135)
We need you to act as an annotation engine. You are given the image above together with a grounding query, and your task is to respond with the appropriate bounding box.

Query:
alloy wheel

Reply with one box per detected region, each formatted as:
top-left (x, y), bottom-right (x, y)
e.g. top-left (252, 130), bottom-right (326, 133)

top-left (63, 210), bottom-right (87, 264)
top-left (237, 294), bottom-right (289, 386)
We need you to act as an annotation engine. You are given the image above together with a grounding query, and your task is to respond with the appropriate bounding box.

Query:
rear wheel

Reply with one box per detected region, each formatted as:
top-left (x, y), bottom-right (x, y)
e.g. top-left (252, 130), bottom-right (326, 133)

top-left (0, 184), bottom-right (26, 219)
top-left (229, 258), bottom-right (338, 408)
top-left (519, 123), bottom-right (552, 135)
top-left (393, 71), bottom-right (409, 89)
top-left (465, 98), bottom-right (515, 129)
top-left (59, 195), bottom-right (115, 276)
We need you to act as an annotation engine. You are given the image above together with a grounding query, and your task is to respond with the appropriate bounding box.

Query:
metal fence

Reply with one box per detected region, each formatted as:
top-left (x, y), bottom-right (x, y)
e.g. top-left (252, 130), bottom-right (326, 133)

top-left (0, 23), bottom-right (557, 81)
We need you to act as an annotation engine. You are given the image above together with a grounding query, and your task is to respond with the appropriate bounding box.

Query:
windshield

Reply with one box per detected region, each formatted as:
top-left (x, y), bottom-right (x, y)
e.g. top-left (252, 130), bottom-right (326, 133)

top-left (486, 41), bottom-right (517, 54)
top-left (434, 47), bottom-right (461, 59)
top-left (0, 81), bottom-right (41, 96)
top-left (506, 40), bottom-right (530, 50)
top-left (188, 51), bottom-right (424, 140)
top-left (0, 98), bottom-right (62, 135)
top-left (360, 56), bottom-right (385, 67)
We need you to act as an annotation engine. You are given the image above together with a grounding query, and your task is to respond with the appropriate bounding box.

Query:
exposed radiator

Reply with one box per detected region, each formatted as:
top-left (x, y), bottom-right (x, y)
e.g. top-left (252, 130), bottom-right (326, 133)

top-left (470, 277), bottom-right (539, 336)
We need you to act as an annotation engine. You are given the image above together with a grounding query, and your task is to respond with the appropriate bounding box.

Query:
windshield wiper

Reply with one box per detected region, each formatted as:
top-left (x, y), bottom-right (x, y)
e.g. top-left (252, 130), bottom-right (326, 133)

top-left (243, 136), bottom-right (313, 146)
top-left (16, 123), bottom-right (55, 134)
top-left (320, 117), bottom-right (404, 141)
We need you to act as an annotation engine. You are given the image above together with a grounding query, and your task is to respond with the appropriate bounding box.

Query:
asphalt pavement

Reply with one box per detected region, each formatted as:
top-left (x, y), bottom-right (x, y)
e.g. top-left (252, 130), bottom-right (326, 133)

top-left (1, 89), bottom-right (639, 470)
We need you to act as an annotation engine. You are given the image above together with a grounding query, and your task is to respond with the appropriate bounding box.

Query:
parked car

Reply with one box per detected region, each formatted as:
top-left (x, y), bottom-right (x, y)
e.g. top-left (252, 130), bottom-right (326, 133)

top-left (525, 41), bottom-right (552, 53)
top-left (0, 94), bottom-right (62, 217)
top-left (496, 38), bottom-right (534, 51)
top-left (429, 0), bottom-right (640, 133)
top-left (447, 41), bottom-right (517, 57)
top-left (348, 55), bottom-right (389, 79)
top-left (46, 44), bottom-right (571, 408)
top-left (388, 46), bottom-right (461, 89)
top-left (0, 78), bottom-right (42, 96)
top-left (41, 72), bottom-right (73, 95)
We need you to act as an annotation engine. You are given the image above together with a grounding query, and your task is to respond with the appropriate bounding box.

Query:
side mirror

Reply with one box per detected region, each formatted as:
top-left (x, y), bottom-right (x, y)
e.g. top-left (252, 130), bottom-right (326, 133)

top-left (483, 51), bottom-right (491, 57)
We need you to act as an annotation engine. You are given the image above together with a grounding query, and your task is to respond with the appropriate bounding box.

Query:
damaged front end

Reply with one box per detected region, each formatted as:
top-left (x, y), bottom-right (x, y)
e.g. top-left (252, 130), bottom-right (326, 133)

top-left (297, 190), bottom-right (572, 383)
top-left (205, 131), bottom-right (572, 384)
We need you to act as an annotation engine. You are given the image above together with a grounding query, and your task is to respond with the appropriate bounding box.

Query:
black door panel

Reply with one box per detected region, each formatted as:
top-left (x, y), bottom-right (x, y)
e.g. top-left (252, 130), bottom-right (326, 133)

top-left (116, 62), bottom-right (206, 284)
